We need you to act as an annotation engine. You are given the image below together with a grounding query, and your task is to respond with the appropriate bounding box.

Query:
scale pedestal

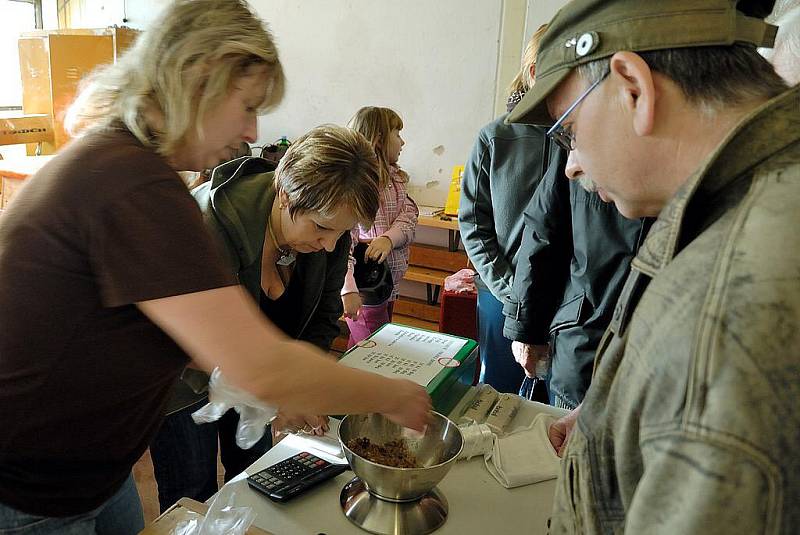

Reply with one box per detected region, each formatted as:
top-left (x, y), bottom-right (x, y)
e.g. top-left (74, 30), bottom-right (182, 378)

top-left (340, 477), bottom-right (449, 535)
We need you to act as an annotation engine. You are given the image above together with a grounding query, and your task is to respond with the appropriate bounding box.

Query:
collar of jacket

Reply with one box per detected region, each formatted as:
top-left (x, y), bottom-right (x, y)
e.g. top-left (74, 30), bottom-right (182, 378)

top-left (632, 85), bottom-right (800, 277)
top-left (207, 156), bottom-right (277, 271)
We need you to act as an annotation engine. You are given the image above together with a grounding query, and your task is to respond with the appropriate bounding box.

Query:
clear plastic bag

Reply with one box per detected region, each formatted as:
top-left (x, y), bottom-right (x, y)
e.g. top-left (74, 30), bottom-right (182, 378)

top-left (172, 480), bottom-right (255, 535)
top-left (761, 1), bottom-right (800, 85)
top-left (191, 367), bottom-right (278, 449)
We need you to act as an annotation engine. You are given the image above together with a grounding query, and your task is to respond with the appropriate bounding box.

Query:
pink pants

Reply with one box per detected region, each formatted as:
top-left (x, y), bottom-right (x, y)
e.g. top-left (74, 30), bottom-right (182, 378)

top-left (346, 301), bottom-right (394, 349)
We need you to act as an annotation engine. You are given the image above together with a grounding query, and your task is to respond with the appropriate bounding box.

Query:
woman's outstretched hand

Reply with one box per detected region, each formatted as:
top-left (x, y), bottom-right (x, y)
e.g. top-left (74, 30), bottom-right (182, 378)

top-left (381, 379), bottom-right (434, 432)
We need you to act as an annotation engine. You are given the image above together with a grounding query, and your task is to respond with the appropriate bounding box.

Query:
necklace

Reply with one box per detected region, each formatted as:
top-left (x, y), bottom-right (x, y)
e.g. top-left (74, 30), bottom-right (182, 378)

top-left (267, 214), bottom-right (296, 266)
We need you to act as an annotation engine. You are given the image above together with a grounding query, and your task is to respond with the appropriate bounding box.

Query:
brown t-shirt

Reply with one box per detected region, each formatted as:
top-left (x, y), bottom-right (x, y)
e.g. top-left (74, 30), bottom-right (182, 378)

top-left (0, 127), bottom-right (236, 516)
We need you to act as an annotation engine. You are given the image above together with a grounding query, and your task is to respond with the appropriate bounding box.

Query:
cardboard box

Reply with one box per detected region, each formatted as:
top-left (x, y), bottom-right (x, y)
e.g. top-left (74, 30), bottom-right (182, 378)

top-left (139, 498), bottom-right (272, 535)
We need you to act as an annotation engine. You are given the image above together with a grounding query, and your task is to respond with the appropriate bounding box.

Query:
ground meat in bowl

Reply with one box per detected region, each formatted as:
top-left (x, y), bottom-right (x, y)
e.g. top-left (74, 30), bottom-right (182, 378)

top-left (347, 437), bottom-right (419, 468)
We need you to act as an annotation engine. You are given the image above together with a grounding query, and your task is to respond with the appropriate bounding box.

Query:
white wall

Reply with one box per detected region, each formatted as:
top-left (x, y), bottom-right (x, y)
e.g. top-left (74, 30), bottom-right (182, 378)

top-left (524, 0), bottom-right (567, 47)
top-left (249, 0), bottom-right (502, 206)
top-left (61, 0), bottom-right (126, 27)
top-left (75, 0), bottom-right (505, 206)
top-left (59, 0), bottom-right (579, 207)
top-left (53, 0), bottom-right (566, 301)
top-left (118, 0), bottom-right (165, 28)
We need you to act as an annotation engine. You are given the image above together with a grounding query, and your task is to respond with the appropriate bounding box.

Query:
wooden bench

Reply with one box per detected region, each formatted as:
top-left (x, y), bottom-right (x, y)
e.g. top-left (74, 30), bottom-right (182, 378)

top-left (404, 243), bottom-right (470, 305)
top-left (417, 214), bottom-right (461, 251)
top-left (393, 296), bottom-right (440, 323)
top-left (404, 266), bottom-right (450, 304)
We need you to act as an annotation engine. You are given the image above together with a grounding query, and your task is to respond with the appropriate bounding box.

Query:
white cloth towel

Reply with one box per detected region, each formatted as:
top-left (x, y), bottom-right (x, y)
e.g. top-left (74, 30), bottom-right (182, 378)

top-left (484, 413), bottom-right (560, 488)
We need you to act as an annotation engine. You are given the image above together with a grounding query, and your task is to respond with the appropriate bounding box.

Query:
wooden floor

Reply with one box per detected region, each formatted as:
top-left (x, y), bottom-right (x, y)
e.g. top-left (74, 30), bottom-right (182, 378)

top-left (132, 450), bottom-right (161, 522)
top-left (132, 448), bottom-right (225, 523)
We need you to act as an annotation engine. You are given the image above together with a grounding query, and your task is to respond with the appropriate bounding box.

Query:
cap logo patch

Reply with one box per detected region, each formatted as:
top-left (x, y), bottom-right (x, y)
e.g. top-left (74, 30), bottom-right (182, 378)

top-left (575, 32), bottom-right (599, 57)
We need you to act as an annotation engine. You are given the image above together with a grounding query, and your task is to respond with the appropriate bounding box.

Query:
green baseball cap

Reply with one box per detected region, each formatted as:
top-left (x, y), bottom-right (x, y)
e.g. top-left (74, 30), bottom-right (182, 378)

top-left (507, 0), bottom-right (779, 125)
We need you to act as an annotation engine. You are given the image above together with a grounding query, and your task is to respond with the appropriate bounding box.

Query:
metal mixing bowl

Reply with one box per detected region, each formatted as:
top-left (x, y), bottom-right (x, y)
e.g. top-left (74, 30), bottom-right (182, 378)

top-left (338, 412), bottom-right (463, 502)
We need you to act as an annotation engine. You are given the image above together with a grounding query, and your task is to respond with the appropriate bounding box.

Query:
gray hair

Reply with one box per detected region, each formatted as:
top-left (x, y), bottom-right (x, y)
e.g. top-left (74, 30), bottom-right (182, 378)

top-left (577, 44), bottom-right (788, 115)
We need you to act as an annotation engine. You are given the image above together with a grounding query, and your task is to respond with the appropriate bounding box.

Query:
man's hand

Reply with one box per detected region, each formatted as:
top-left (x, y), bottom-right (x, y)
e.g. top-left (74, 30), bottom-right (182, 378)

top-left (365, 236), bottom-right (393, 263)
top-left (511, 341), bottom-right (549, 378)
top-left (548, 404), bottom-right (581, 457)
top-left (342, 292), bottom-right (362, 319)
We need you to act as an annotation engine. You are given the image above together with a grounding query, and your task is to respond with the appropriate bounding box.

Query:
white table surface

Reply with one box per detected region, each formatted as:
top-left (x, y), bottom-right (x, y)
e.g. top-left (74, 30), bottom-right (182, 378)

top-left (216, 392), bottom-right (568, 535)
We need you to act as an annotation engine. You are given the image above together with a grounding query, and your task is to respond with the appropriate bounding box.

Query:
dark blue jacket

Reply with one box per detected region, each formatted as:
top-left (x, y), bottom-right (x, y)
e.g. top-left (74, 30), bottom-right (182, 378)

top-left (503, 145), bottom-right (650, 407)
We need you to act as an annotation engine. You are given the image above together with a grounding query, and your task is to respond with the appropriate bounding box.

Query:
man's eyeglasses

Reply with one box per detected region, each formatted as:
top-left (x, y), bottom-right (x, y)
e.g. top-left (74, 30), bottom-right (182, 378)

top-left (546, 70), bottom-right (609, 151)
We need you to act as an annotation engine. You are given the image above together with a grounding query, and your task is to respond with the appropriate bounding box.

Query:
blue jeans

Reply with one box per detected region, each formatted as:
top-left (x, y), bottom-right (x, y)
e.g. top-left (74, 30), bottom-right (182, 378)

top-left (477, 287), bottom-right (525, 394)
top-left (150, 401), bottom-right (271, 513)
top-left (0, 473), bottom-right (143, 535)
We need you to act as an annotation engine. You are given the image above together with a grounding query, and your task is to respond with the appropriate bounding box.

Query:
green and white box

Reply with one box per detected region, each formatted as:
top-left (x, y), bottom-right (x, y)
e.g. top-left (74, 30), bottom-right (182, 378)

top-left (338, 323), bottom-right (478, 415)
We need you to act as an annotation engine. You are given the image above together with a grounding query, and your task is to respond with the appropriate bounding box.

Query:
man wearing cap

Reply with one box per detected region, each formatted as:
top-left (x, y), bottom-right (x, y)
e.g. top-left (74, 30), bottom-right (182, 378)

top-left (507, 0), bottom-right (799, 532)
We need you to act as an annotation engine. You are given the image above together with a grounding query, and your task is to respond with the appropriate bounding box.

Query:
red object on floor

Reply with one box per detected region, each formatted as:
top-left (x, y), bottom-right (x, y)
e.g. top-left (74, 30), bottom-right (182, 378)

top-left (438, 290), bottom-right (479, 384)
top-left (438, 290), bottom-right (477, 339)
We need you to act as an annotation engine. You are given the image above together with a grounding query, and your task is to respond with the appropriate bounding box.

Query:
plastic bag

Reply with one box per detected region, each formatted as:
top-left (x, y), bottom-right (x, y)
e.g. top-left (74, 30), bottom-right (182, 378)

top-left (172, 480), bottom-right (255, 535)
top-left (192, 367), bottom-right (278, 449)
top-left (444, 269), bottom-right (476, 294)
top-left (761, 1), bottom-right (800, 85)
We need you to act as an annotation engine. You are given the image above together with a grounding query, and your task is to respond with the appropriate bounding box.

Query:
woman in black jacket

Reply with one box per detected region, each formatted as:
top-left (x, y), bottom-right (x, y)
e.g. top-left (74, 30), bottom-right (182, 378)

top-left (151, 125), bottom-right (385, 511)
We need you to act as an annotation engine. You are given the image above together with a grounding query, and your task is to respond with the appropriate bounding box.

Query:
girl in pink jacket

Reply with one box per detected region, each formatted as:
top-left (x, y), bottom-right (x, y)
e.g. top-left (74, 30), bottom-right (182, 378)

top-left (342, 106), bottom-right (419, 347)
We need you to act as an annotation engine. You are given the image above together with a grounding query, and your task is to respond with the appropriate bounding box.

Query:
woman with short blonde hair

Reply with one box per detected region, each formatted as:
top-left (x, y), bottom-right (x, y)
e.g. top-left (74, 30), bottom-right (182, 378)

top-left (276, 125), bottom-right (380, 226)
top-left (153, 124), bottom-right (383, 510)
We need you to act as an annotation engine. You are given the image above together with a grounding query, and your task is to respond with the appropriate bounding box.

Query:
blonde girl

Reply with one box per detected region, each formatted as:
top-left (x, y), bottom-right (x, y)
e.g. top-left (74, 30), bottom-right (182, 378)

top-left (342, 106), bottom-right (419, 347)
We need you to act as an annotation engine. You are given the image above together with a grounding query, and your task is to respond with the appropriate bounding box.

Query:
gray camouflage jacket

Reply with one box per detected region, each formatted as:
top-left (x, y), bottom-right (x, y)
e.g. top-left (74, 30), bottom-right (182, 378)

top-left (550, 86), bottom-right (800, 534)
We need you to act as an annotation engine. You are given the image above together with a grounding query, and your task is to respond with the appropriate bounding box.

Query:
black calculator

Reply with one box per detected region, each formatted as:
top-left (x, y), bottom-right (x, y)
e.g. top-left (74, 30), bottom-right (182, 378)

top-left (246, 451), bottom-right (349, 502)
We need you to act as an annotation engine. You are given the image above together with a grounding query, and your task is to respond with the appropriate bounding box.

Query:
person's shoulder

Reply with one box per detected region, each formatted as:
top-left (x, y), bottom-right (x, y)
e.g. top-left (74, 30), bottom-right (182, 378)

top-left (209, 156), bottom-right (276, 190)
top-left (55, 127), bottom-right (177, 191)
top-left (200, 157), bottom-right (276, 209)
top-left (19, 127), bottom-right (182, 218)
top-left (481, 113), bottom-right (547, 141)
top-left (80, 127), bottom-right (167, 168)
